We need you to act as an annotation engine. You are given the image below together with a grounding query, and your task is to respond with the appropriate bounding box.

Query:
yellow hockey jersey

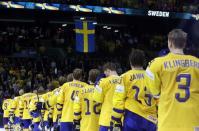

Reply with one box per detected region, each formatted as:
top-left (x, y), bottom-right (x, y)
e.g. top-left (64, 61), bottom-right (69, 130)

top-left (2, 99), bottom-right (12, 118)
top-left (93, 75), bottom-right (121, 126)
top-left (57, 80), bottom-right (88, 122)
top-left (29, 94), bottom-right (45, 123)
top-left (145, 53), bottom-right (199, 131)
top-left (112, 70), bottom-right (157, 124)
top-left (74, 84), bottom-right (101, 131)
top-left (19, 93), bottom-right (36, 119)
top-left (10, 96), bottom-right (21, 117)
top-left (42, 92), bottom-right (52, 121)
top-left (49, 87), bottom-right (61, 122)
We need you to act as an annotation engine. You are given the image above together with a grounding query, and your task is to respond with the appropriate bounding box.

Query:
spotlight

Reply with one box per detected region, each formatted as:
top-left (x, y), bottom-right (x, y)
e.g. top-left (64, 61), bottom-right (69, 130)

top-left (80, 17), bottom-right (85, 20)
top-left (93, 22), bottom-right (97, 25)
top-left (103, 26), bottom-right (108, 29)
top-left (62, 24), bottom-right (67, 27)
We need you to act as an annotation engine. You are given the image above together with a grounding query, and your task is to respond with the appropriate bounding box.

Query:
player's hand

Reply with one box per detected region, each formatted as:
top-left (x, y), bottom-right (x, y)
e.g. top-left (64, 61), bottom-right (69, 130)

top-left (46, 117), bottom-right (53, 129)
top-left (39, 122), bottom-right (45, 131)
top-left (57, 114), bottom-right (61, 123)
top-left (19, 120), bottom-right (24, 128)
top-left (36, 102), bottom-right (46, 110)
top-left (73, 120), bottom-right (80, 131)
top-left (48, 117), bottom-right (53, 127)
top-left (110, 120), bottom-right (122, 131)
top-left (112, 123), bottom-right (122, 131)
top-left (9, 114), bottom-right (15, 124)
top-left (29, 124), bottom-right (34, 130)
top-left (30, 110), bottom-right (40, 118)
top-left (54, 124), bottom-right (60, 131)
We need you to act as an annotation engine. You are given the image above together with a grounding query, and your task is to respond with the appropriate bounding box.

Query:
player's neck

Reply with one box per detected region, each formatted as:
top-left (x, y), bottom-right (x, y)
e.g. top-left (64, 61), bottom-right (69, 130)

top-left (109, 71), bottom-right (118, 76)
top-left (73, 79), bottom-right (80, 82)
top-left (89, 81), bottom-right (94, 85)
top-left (170, 49), bottom-right (184, 55)
top-left (131, 66), bottom-right (143, 70)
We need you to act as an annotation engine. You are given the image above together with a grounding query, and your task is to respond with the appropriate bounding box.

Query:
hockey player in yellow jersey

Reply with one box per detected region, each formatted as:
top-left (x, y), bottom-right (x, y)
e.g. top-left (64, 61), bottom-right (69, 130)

top-left (29, 87), bottom-right (46, 131)
top-left (9, 89), bottom-right (24, 130)
top-left (2, 94), bottom-right (12, 131)
top-left (145, 29), bottom-right (199, 131)
top-left (45, 75), bottom-right (70, 130)
top-left (112, 49), bottom-right (157, 131)
top-left (66, 73), bottom-right (73, 82)
top-left (93, 62), bottom-right (122, 131)
top-left (57, 68), bottom-right (88, 131)
top-left (42, 91), bottom-right (52, 129)
top-left (74, 69), bottom-right (101, 131)
top-left (41, 80), bottom-right (60, 130)
top-left (48, 87), bottom-right (61, 129)
top-left (18, 87), bottom-right (36, 130)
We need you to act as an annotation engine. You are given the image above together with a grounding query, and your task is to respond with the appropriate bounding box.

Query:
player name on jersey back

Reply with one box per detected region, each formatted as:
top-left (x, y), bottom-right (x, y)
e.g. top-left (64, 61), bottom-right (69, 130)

top-left (69, 83), bottom-right (84, 88)
top-left (163, 59), bottom-right (199, 70)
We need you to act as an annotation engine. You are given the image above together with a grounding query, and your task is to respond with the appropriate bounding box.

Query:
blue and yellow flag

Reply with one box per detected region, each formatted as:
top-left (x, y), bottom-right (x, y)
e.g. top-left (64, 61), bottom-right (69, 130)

top-left (75, 20), bottom-right (95, 53)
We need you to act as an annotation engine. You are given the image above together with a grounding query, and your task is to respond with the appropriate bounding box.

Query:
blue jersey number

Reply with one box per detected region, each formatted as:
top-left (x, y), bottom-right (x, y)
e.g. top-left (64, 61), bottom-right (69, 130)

top-left (71, 91), bottom-right (79, 101)
top-left (132, 86), bottom-right (152, 106)
top-left (132, 86), bottom-right (142, 104)
top-left (84, 98), bottom-right (101, 115)
top-left (175, 74), bottom-right (191, 102)
top-left (84, 98), bottom-right (91, 115)
top-left (24, 99), bottom-right (31, 109)
top-left (3, 103), bottom-right (8, 110)
top-left (144, 87), bottom-right (152, 106)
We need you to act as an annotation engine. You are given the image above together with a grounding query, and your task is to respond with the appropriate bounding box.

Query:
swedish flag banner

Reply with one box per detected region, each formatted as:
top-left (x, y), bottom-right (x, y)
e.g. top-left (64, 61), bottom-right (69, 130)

top-left (75, 20), bottom-right (95, 53)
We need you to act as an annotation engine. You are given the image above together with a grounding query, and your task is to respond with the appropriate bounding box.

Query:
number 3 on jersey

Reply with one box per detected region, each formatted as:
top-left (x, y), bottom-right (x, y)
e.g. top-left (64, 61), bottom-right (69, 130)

top-left (175, 74), bottom-right (191, 102)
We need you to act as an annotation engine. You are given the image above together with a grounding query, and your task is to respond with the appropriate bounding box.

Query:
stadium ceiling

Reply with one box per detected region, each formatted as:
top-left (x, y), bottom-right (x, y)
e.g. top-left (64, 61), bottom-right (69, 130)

top-left (0, 1), bottom-right (198, 34)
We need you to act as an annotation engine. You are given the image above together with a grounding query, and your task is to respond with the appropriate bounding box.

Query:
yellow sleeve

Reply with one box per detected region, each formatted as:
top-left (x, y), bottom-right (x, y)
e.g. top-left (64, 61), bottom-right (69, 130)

top-left (29, 97), bottom-right (36, 112)
top-left (93, 79), bottom-right (106, 103)
top-left (18, 97), bottom-right (24, 118)
top-left (46, 89), bottom-right (61, 119)
top-left (8, 100), bottom-right (13, 116)
top-left (145, 58), bottom-right (161, 96)
top-left (73, 91), bottom-right (82, 121)
top-left (47, 92), bottom-right (57, 109)
top-left (56, 87), bottom-right (65, 115)
top-left (46, 93), bottom-right (56, 119)
top-left (48, 107), bottom-right (53, 119)
top-left (112, 78), bottom-right (126, 122)
top-left (2, 100), bottom-right (6, 111)
top-left (9, 99), bottom-right (17, 115)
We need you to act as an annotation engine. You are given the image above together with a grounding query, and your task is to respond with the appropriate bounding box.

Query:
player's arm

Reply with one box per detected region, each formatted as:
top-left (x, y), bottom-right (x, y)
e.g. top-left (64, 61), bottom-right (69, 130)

top-left (9, 99), bottom-right (17, 115)
top-left (111, 78), bottom-right (126, 123)
top-left (73, 91), bottom-right (83, 121)
top-left (56, 87), bottom-right (65, 118)
top-left (45, 94), bottom-right (54, 121)
top-left (46, 89), bottom-right (61, 122)
top-left (29, 96), bottom-right (39, 118)
top-left (18, 97), bottom-right (24, 118)
top-left (93, 79), bottom-right (106, 103)
top-left (73, 91), bottom-right (82, 130)
top-left (145, 58), bottom-right (161, 97)
top-left (8, 99), bottom-right (16, 123)
top-left (46, 91), bottom-right (58, 109)
top-left (2, 100), bottom-right (6, 111)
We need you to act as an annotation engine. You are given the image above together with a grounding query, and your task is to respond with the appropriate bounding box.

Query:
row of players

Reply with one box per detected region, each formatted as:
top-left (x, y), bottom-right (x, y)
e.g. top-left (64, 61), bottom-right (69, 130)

top-left (2, 29), bottom-right (199, 131)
